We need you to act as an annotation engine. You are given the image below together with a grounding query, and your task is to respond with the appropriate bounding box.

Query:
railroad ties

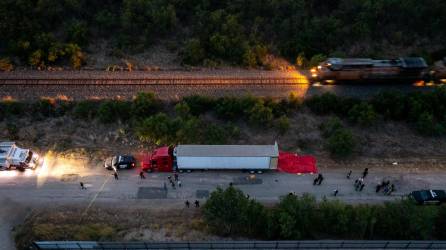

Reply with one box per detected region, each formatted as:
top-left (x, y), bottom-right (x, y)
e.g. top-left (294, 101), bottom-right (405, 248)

top-left (0, 77), bottom-right (308, 85)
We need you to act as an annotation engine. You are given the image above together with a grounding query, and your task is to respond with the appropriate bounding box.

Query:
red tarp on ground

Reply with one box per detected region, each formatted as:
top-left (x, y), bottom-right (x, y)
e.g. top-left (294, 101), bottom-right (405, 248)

top-left (277, 151), bottom-right (318, 174)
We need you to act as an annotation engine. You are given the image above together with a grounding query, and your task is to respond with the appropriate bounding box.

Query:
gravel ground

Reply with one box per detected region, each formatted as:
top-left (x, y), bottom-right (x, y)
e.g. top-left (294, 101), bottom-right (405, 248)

top-left (0, 83), bottom-right (438, 101)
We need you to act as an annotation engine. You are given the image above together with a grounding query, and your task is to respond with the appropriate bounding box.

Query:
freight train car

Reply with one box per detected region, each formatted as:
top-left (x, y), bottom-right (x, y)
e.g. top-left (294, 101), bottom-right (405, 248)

top-left (310, 57), bottom-right (428, 84)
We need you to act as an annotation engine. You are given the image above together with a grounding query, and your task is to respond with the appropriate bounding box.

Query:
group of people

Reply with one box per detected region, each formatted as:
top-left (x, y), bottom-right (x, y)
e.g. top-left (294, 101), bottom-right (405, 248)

top-left (351, 168), bottom-right (368, 192)
top-left (313, 174), bottom-right (324, 185)
top-left (376, 180), bottom-right (395, 195)
top-left (167, 173), bottom-right (182, 189)
top-left (185, 200), bottom-right (200, 208)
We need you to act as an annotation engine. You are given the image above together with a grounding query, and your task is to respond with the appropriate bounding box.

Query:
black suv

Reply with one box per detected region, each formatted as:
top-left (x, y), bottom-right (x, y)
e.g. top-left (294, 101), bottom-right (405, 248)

top-left (410, 190), bottom-right (446, 205)
top-left (104, 155), bottom-right (136, 170)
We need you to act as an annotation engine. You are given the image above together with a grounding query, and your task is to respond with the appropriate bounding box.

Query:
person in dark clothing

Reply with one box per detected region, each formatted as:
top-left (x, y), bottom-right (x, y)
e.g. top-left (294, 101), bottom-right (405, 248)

top-left (171, 181), bottom-right (176, 189)
top-left (317, 175), bottom-right (324, 185)
top-left (113, 171), bottom-right (118, 180)
top-left (80, 182), bottom-right (86, 189)
top-left (347, 170), bottom-right (352, 179)
top-left (333, 189), bottom-right (339, 196)
top-left (185, 200), bottom-right (190, 208)
top-left (376, 183), bottom-right (382, 193)
top-left (359, 183), bottom-right (365, 191)
top-left (194, 200), bottom-right (200, 207)
top-left (313, 177), bottom-right (318, 185)
top-left (174, 173), bottom-right (179, 181)
top-left (139, 171), bottom-right (145, 179)
top-left (362, 168), bottom-right (369, 178)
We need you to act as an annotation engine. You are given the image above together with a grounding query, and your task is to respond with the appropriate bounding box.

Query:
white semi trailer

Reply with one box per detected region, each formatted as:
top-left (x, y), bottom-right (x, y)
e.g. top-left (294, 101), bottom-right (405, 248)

top-left (0, 142), bottom-right (43, 170)
top-left (173, 143), bottom-right (279, 172)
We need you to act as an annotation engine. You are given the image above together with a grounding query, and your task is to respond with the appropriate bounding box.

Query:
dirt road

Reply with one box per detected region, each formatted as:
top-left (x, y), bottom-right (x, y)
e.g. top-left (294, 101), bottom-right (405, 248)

top-left (1, 163), bottom-right (446, 249)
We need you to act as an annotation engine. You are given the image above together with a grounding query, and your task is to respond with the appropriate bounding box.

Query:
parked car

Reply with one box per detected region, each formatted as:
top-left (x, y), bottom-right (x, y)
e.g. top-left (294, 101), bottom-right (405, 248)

top-left (410, 190), bottom-right (446, 205)
top-left (104, 155), bottom-right (136, 170)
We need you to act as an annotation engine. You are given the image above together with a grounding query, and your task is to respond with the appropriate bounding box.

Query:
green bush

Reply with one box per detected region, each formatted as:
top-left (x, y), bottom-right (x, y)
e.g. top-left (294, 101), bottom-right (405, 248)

top-left (275, 116), bottom-right (290, 135)
top-left (248, 102), bottom-right (274, 127)
top-left (34, 99), bottom-right (55, 117)
top-left (97, 100), bottom-right (131, 123)
top-left (182, 95), bottom-right (215, 116)
top-left (1, 101), bottom-right (25, 116)
top-left (416, 112), bottom-right (445, 136)
top-left (72, 100), bottom-right (98, 120)
top-left (174, 102), bottom-right (190, 118)
top-left (136, 113), bottom-right (174, 145)
top-left (371, 91), bottom-right (407, 120)
top-left (204, 190), bottom-right (444, 241)
top-left (326, 128), bottom-right (356, 158)
top-left (320, 117), bottom-right (343, 138)
top-left (348, 102), bottom-right (378, 127)
top-left (181, 39), bottom-right (205, 65)
top-left (6, 123), bottom-right (19, 140)
top-left (131, 92), bottom-right (161, 119)
top-left (203, 186), bottom-right (267, 237)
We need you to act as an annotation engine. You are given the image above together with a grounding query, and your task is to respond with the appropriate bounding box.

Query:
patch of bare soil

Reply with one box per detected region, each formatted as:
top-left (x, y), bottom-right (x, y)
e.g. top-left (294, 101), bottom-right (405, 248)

top-left (14, 206), bottom-right (227, 250)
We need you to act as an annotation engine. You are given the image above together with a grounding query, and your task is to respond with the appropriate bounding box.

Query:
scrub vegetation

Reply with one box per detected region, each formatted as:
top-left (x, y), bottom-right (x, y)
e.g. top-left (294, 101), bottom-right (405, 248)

top-left (1, 0), bottom-right (446, 69)
top-left (1, 88), bottom-right (446, 158)
top-left (203, 186), bottom-right (446, 240)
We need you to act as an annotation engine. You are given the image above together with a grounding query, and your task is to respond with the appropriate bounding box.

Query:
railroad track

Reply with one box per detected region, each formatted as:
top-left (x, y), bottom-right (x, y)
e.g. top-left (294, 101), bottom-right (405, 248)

top-left (0, 77), bottom-right (308, 85)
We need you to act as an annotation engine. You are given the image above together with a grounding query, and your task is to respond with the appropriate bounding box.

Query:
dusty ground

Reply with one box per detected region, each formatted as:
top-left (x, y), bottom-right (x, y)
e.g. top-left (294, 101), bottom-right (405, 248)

top-left (1, 109), bottom-right (446, 170)
top-left (2, 109), bottom-right (446, 249)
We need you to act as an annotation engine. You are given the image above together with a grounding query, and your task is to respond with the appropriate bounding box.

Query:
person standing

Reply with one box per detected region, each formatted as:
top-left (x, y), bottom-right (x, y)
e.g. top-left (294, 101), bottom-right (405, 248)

top-left (376, 183), bottom-right (382, 193)
top-left (362, 168), bottom-right (369, 178)
top-left (113, 171), bottom-right (118, 180)
top-left (185, 200), bottom-right (190, 208)
top-left (194, 200), bottom-right (200, 208)
top-left (347, 170), bottom-right (352, 179)
top-left (333, 189), bottom-right (339, 196)
top-left (139, 171), bottom-right (145, 179)
top-left (359, 183), bottom-right (365, 191)
top-left (174, 173), bottom-right (179, 182)
top-left (80, 182), bottom-right (86, 190)
top-left (317, 174), bottom-right (324, 185)
top-left (178, 180), bottom-right (182, 187)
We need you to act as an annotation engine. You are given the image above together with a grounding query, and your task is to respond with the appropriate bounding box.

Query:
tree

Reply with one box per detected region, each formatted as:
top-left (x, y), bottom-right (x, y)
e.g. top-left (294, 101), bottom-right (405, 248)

top-left (181, 39), bottom-right (205, 65)
top-left (348, 102), bottom-right (378, 127)
top-left (276, 194), bottom-right (318, 239)
top-left (327, 128), bottom-right (356, 158)
top-left (174, 102), bottom-right (190, 118)
top-left (136, 113), bottom-right (173, 144)
top-left (275, 115), bottom-right (290, 135)
top-left (248, 102), bottom-right (274, 127)
top-left (131, 92), bottom-right (161, 119)
top-left (203, 186), bottom-right (252, 236)
top-left (320, 117), bottom-right (343, 138)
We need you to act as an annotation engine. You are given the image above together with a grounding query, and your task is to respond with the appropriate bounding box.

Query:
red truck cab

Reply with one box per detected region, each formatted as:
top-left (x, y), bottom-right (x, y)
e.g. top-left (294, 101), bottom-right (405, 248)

top-left (141, 146), bottom-right (174, 172)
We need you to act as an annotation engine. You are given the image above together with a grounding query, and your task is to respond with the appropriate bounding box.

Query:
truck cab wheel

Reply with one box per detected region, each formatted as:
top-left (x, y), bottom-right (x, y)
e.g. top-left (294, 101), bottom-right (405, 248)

top-left (249, 170), bottom-right (255, 174)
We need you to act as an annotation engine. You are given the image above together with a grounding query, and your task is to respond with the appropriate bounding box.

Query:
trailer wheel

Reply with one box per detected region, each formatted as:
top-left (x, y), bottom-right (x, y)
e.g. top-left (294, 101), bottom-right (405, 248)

top-left (179, 169), bottom-right (184, 173)
top-left (249, 170), bottom-right (255, 174)
top-left (186, 169), bottom-right (192, 173)
top-left (256, 170), bottom-right (263, 174)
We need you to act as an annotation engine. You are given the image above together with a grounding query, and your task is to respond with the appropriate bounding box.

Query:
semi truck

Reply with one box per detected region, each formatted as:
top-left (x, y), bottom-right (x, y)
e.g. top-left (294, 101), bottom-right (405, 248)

top-left (141, 143), bottom-right (317, 174)
top-left (0, 142), bottom-right (43, 171)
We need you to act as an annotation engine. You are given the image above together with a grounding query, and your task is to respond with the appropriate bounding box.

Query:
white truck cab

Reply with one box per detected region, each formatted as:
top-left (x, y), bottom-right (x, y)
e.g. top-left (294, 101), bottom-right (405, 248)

top-left (0, 142), bottom-right (43, 170)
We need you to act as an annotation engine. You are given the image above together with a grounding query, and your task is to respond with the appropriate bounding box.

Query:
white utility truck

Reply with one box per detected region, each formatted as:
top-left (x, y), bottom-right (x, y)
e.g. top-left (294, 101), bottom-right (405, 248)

top-left (0, 141), bottom-right (43, 170)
